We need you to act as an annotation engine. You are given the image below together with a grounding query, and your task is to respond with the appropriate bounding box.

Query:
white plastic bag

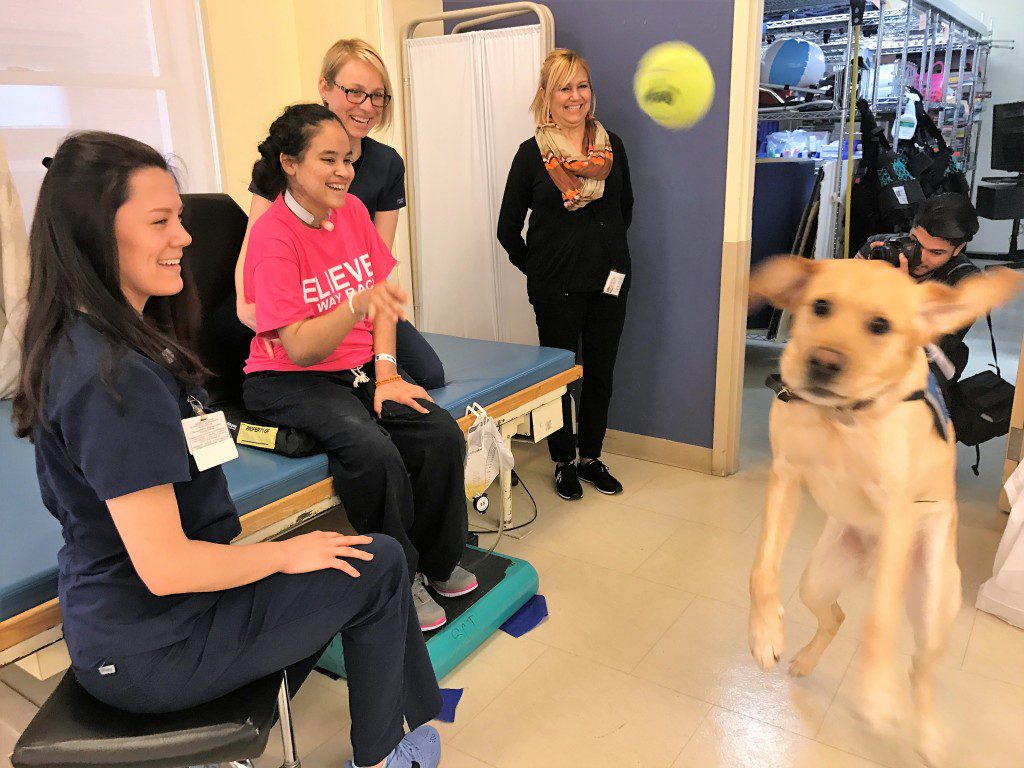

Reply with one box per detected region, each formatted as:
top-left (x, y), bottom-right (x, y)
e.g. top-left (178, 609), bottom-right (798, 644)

top-left (463, 403), bottom-right (514, 499)
top-left (977, 460), bottom-right (1024, 628)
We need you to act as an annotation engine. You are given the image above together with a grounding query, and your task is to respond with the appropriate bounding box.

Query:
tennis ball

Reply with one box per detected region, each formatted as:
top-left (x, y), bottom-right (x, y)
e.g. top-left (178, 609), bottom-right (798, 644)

top-left (634, 41), bottom-right (715, 129)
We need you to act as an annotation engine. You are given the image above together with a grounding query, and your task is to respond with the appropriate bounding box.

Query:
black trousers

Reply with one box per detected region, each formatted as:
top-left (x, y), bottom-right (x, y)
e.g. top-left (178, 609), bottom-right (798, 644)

top-left (531, 290), bottom-right (628, 464)
top-left (73, 536), bottom-right (440, 768)
top-left (396, 320), bottom-right (446, 390)
top-left (243, 367), bottom-right (467, 581)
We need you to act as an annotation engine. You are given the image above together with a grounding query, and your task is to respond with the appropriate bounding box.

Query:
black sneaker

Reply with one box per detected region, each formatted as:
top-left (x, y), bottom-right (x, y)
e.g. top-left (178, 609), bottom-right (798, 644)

top-left (577, 459), bottom-right (623, 495)
top-left (554, 462), bottom-right (583, 500)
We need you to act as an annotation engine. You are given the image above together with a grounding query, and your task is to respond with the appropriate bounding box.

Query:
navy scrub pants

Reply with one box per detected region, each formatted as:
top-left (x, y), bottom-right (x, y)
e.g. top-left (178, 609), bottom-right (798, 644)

top-left (74, 536), bottom-right (440, 768)
top-left (243, 366), bottom-right (468, 582)
top-left (396, 320), bottom-right (446, 390)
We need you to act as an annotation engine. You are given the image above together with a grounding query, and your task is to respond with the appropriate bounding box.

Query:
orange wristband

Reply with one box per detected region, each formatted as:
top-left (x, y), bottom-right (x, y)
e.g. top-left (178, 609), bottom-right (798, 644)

top-left (375, 375), bottom-right (403, 387)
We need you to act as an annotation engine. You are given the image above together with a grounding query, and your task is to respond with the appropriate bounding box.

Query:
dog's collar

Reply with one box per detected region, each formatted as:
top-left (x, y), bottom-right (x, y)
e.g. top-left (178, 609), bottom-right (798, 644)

top-left (765, 374), bottom-right (949, 440)
top-left (766, 374), bottom-right (874, 411)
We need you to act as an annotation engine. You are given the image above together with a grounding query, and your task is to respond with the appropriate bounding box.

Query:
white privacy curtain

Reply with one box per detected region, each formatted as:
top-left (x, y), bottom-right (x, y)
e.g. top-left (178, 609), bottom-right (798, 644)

top-left (406, 26), bottom-right (541, 344)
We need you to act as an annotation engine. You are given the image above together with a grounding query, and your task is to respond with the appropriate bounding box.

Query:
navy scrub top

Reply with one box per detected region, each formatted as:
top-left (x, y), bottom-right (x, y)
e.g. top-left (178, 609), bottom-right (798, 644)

top-left (34, 316), bottom-right (241, 666)
top-left (249, 135), bottom-right (406, 219)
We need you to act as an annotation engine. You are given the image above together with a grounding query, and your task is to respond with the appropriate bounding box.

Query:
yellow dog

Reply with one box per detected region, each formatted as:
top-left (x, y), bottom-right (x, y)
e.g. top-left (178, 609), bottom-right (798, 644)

top-left (747, 256), bottom-right (1020, 765)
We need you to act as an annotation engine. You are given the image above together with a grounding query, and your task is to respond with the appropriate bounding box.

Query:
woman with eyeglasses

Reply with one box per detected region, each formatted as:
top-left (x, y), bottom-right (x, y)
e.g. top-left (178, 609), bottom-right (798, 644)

top-left (235, 38), bottom-right (445, 390)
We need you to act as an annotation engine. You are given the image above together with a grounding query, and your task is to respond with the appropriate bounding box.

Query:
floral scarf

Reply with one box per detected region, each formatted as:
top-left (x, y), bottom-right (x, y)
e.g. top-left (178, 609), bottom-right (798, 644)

top-left (535, 117), bottom-right (613, 211)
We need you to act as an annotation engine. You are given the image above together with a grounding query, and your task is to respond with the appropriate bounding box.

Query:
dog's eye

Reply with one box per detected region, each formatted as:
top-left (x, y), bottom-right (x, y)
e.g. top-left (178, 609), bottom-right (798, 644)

top-left (812, 299), bottom-right (831, 317)
top-left (868, 316), bottom-right (891, 335)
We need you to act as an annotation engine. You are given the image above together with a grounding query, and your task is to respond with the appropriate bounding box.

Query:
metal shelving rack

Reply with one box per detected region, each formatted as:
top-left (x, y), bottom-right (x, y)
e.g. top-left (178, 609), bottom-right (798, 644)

top-left (759, 0), bottom-right (994, 261)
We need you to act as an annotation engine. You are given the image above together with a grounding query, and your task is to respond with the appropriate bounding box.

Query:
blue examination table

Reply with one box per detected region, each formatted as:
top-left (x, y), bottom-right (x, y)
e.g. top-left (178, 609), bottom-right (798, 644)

top-left (0, 334), bottom-right (575, 679)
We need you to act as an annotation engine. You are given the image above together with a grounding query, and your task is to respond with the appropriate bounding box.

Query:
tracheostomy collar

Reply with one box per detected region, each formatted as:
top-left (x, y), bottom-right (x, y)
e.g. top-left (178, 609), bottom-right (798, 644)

top-left (284, 189), bottom-right (334, 231)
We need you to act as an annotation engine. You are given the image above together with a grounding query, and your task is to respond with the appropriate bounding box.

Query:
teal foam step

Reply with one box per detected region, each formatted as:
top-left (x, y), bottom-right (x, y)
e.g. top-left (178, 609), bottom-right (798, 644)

top-left (317, 546), bottom-right (539, 681)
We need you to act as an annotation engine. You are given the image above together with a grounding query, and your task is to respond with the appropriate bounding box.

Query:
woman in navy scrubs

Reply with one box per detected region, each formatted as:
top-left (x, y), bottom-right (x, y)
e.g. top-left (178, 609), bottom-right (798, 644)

top-left (12, 132), bottom-right (442, 768)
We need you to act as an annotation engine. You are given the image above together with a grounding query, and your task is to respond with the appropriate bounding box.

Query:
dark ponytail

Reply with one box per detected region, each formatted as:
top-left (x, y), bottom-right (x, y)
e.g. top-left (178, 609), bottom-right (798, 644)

top-left (251, 103), bottom-right (344, 199)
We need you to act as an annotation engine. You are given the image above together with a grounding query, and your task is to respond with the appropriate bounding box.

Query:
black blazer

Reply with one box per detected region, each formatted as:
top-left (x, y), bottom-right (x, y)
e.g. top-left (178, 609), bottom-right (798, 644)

top-left (497, 131), bottom-right (633, 302)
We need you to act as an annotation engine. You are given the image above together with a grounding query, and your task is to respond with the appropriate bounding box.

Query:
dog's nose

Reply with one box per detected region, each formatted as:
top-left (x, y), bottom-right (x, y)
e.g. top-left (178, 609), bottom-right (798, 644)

top-left (806, 347), bottom-right (845, 384)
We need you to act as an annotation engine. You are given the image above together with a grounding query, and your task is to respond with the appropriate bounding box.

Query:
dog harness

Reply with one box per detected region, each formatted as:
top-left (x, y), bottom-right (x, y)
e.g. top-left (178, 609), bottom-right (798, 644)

top-left (766, 373), bottom-right (951, 442)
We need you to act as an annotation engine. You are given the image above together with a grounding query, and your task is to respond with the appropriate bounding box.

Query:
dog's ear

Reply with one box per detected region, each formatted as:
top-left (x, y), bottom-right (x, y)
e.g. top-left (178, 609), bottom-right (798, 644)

top-left (915, 268), bottom-right (1023, 342)
top-left (749, 255), bottom-right (817, 311)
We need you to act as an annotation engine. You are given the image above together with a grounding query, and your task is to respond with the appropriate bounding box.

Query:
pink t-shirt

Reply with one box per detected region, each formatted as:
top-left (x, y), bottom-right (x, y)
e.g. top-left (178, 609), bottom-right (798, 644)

top-left (243, 194), bottom-right (397, 373)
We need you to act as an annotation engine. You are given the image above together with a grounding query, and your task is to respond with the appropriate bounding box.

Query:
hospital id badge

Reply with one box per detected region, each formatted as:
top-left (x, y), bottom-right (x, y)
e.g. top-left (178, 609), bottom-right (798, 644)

top-left (181, 409), bottom-right (238, 472)
top-left (603, 270), bottom-right (625, 297)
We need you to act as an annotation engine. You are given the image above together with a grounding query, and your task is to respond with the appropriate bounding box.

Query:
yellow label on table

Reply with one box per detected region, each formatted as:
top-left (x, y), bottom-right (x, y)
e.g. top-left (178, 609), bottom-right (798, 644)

top-left (236, 422), bottom-right (278, 450)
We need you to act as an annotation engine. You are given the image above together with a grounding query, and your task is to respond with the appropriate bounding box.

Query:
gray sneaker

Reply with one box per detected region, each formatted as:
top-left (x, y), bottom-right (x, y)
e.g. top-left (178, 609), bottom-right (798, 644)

top-left (428, 565), bottom-right (479, 598)
top-left (412, 574), bottom-right (446, 632)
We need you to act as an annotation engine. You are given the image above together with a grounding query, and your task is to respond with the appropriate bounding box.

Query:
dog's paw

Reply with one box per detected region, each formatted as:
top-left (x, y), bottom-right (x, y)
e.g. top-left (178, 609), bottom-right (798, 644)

top-left (916, 716), bottom-right (947, 768)
top-left (749, 605), bottom-right (785, 671)
top-left (855, 677), bottom-right (902, 732)
top-left (788, 645), bottom-right (820, 677)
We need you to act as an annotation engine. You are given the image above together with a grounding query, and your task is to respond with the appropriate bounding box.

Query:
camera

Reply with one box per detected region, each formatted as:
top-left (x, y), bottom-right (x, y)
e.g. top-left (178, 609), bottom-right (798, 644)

top-left (867, 234), bottom-right (923, 272)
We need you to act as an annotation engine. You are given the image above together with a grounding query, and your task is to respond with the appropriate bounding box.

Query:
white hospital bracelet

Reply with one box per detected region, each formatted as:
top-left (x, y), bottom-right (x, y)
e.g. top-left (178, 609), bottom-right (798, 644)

top-left (348, 293), bottom-right (364, 319)
top-left (375, 353), bottom-right (398, 366)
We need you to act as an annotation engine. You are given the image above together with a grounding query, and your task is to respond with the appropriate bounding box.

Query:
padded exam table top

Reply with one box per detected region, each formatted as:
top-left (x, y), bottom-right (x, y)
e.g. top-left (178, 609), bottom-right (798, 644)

top-left (0, 334), bottom-right (574, 624)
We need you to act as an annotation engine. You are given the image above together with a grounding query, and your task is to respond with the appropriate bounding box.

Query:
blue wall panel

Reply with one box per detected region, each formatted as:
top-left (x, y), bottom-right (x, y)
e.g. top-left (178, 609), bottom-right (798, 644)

top-left (442, 0), bottom-right (736, 448)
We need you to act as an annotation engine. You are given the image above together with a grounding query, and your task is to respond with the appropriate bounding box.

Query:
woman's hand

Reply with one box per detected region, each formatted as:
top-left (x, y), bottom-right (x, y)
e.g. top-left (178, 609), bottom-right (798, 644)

top-left (352, 283), bottom-right (410, 325)
top-left (374, 378), bottom-right (433, 416)
top-left (277, 531), bottom-right (375, 578)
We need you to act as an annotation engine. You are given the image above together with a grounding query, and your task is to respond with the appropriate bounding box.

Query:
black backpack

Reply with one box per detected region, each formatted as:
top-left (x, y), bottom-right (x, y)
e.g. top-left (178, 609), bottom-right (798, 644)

top-left (850, 99), bottom-right (925, 243)
top-left (948, 314), bottom-right (1015, 475)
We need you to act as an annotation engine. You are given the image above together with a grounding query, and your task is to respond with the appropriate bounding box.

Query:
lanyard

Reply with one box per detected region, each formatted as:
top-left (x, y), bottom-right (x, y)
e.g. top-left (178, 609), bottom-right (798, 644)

top-left (186, 394), bottom-right (207, 420)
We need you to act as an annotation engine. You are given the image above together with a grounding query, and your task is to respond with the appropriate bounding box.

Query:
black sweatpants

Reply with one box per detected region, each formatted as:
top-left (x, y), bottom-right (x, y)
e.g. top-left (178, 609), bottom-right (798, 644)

top-left (531, 290), bottom-right (628, 464)
top-left (243, 366), bottom-right (467, 581)
top-left (73, 536), bottom-right (440, 767)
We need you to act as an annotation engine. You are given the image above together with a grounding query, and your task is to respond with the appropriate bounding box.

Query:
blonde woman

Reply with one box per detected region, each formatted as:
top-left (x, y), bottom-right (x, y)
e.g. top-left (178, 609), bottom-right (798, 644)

top-left (236, 38), bottom-right (444, 389)
top-left (497, 49), bottom-right (634, 500)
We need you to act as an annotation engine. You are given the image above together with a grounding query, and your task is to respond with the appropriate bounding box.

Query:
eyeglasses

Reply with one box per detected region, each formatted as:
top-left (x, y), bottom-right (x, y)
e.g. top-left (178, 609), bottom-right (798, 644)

top-left (334, 83), bottom-right (392, 108)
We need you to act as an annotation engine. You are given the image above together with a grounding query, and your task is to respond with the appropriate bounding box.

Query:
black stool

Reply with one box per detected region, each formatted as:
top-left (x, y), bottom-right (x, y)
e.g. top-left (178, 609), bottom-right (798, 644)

top-left (11, 669), bottom-right (300, 768)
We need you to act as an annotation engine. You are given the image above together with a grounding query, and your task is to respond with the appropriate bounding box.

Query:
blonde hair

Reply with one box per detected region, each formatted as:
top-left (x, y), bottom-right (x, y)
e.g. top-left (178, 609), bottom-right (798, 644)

top-left (320, 38), bottom-right (394, 131)
top-left (529, 48), bottom-right (596, 126)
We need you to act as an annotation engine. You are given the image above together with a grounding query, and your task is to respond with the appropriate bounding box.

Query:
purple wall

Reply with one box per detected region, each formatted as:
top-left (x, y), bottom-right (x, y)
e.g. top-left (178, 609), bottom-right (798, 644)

top-left (443, 0), bottom-right (736, 449)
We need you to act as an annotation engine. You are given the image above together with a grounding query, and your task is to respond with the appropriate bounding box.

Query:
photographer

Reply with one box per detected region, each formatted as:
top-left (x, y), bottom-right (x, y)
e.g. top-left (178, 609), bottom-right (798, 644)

top-left (859, 192), bottom-right (981, 391)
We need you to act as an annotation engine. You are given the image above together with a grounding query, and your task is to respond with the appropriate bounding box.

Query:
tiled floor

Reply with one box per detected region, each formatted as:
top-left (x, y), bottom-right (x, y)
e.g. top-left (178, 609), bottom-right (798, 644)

top-left (4, 316), bottom-right (1024, 767)
top-left (255, 326), bottom-right (1024, 768)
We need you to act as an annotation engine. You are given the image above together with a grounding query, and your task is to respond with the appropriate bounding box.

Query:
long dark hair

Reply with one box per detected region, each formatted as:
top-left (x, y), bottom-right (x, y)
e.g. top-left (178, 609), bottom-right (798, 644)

top-left (12, 131), bottom-right (207, 439)
top-left (251, 103), bottom-right (344, 199)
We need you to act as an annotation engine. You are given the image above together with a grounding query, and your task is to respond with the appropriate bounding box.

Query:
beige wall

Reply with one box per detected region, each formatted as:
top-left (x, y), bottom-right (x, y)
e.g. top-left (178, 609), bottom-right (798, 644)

top-left (293, 0), bottom-right (383, 103)
top-left (201, 0), bottom-right (302, 206)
